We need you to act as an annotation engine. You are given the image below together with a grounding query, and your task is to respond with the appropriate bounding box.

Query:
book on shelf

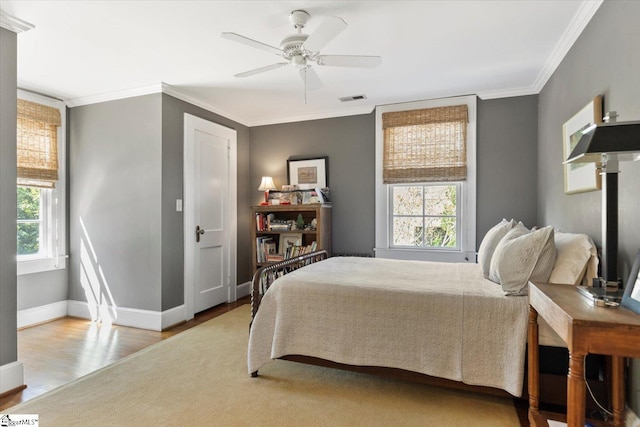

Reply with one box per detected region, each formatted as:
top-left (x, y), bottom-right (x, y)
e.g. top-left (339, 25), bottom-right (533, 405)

top-left (283, 240), bottom-right (317, 259)
top-left (255, 236), bottom-right (273, 263)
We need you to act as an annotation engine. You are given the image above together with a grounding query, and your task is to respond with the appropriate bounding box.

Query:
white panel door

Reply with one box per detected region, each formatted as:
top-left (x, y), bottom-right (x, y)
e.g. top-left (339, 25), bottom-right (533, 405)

top-left (184, 114), bottom-right (237, 317)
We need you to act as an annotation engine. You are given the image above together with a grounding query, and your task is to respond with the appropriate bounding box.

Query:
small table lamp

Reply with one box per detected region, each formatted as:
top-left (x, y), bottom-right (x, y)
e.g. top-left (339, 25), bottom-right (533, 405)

top-left (564, 120), bottom-right (640, 286)
top-left (258, 176), bottom-right (276, 205)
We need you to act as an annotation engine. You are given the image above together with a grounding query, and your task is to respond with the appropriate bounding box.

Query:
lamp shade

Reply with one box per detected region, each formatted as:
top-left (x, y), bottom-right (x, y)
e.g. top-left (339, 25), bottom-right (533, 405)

top-left (565, 121), bottom-right (640, 164)
top-left (258, 176), bottom-right (276, 191)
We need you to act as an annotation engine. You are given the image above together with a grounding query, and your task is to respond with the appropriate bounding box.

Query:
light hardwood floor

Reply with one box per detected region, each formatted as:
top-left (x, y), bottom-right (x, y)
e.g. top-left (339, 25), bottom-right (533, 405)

top-left (0, 297), bottom-right (250, 411)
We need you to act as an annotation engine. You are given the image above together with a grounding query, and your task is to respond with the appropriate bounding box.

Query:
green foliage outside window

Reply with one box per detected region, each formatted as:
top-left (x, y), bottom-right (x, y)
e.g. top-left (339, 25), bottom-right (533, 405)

top-left (392, 184), bottom-right (457, 248)
top-left (17, 187), bottom-right (41, 255)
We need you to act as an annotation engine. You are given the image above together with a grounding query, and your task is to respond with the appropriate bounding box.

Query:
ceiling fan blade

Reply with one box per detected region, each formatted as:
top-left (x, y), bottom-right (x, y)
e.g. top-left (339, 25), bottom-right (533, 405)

top-left (221, 32), bottom-right (283, 56)
top-left (301, 16), bottom-right (347, 52)
top-left (317, 55), bottom-right (382, 68)
top-left (299, 67), bottom-right (323, 91)
top-left (235, 62), bottom-right (289, 78)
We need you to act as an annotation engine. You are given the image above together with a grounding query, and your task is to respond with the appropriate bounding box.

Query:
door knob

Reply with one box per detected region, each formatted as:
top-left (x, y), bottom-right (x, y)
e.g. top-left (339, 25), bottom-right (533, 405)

top-left (196, 225), bottom-right (205, 242)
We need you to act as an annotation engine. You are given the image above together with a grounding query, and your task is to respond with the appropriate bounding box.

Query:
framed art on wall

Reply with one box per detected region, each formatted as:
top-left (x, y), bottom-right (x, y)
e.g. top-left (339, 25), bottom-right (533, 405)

top-left (562, 95), bottom-right (603, 194)
top-left (287, 157), bottom-right (328, 190)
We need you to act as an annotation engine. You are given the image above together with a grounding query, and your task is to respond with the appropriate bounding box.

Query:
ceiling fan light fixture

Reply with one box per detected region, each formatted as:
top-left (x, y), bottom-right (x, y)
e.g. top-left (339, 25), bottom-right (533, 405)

top-left (292, 55), bottom-right (307, 69)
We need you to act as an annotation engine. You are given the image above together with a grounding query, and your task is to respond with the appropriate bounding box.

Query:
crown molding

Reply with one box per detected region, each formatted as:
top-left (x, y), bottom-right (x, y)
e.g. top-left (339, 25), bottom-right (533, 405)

top-left (477, 85), bottom-right (540, 100)
top-left (64, 83), bottom-right (163, 108)
top-left (159, 83), bottom-right (248, 126)
top-left (63, 82), bottom-right (376, 127)
top-left (0, 11), bottom-right (34, 33)
top-left (531, 0), bottom-right (603, 93)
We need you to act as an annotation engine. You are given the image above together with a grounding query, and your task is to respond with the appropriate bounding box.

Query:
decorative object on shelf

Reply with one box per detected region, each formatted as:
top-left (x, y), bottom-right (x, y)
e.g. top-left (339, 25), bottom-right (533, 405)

top-left (562, 95), bottom-right (603, 194)
top-left (287, 156), bottom-right (328, 189)
top-left (258, 176), bottom-right (277, 205)
top-left (296, 214), bottom-right (305, 230)
top-left (279, 232), bottom-right (303, 251)
top-left (565, 120), bottom-right (640, 285)
top-left (622, 250), bottom-right (640, 314)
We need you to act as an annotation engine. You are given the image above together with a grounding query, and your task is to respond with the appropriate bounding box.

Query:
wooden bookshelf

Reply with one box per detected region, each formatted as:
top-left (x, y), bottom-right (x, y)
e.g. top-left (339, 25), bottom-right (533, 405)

top-left (251, 204), bottom-right (332, 276)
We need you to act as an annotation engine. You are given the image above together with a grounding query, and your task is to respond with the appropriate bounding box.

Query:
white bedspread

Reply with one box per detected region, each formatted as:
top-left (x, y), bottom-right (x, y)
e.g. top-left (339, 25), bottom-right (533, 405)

top-left (248, 257), bottom-right (529, 397)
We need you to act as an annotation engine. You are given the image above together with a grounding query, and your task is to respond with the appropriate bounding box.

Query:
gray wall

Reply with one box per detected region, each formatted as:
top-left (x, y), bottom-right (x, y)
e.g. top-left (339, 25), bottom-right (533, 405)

top-left (68, 93), bottom-right (251, 314)
top-left (249, 95), bottom-right (538, 255)
top-left (0, 27), bottom-right (18, 369)
top-left (160, 94), bottom-right (251, 307)
top-left (250, 113), bottom-right (377, 256)
top-left (538, 0), bottom-right (640, 412)
top-left (69, 94), bottom-right (163, 311)
top-left (477, 96), bottom-right (538, 238)
top-left (250, 97), bottom-right (539, 256)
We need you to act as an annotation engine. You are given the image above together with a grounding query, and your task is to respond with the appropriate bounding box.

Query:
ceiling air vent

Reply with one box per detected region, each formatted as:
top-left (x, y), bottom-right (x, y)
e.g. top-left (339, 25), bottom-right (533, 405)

top-left (338, 94), bottom-right (367, 102)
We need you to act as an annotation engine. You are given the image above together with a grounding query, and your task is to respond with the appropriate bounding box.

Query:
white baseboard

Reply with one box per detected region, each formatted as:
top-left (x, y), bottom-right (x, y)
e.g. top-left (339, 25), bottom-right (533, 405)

top-left (237, 281), bottom-right (251, 299)
top-left (161, 304), bottom-right (187, 330)
top-left (0, 361), bottom-right (24, 394)
top-left (17, 287), bottom-right (250, 331)
top-left (67, 300), bottom-right (186, 332)
top-left (17, 301), bottom-right (68, 328)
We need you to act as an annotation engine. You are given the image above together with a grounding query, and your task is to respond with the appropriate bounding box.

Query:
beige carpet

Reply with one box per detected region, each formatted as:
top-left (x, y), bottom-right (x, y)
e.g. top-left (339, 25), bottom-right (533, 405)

top-left (7, 305), bottom-right (520, 426)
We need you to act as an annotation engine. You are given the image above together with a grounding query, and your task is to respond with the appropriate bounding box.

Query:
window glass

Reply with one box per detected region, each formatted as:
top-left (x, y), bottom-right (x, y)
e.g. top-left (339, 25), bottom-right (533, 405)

top-left (391, 184), bottom-right (458, 249)
top-left (17, 187), bottom-right (43, 256)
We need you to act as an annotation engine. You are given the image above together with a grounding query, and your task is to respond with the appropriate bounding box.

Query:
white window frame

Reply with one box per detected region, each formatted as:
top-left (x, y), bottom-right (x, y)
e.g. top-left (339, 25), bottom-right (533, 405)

top-left (374, 95), bottom-right (477, 263)
top-left (16, 89), bottom-right (67, 275)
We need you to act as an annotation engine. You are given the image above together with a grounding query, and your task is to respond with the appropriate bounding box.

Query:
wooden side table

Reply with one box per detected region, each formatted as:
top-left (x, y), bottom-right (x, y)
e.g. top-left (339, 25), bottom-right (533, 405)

top-left (528, 282), bottom-right (640, 427)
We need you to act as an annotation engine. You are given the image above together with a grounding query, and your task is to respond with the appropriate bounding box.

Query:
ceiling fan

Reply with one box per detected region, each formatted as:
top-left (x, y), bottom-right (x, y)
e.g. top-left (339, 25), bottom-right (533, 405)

top-left (221, 10), bottom-right (382, 93)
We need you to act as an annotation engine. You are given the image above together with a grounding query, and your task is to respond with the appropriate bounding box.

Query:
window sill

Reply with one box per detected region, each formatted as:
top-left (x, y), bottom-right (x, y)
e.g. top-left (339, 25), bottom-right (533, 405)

top-left (374, 248), bottom-right (477, 263)
top-left (17, 256), bottom-right (67, 276)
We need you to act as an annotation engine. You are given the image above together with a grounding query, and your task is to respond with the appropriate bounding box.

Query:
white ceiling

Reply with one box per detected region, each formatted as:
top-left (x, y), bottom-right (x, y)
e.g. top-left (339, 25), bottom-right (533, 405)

top-left (1, 1), bottom-right (602, 127)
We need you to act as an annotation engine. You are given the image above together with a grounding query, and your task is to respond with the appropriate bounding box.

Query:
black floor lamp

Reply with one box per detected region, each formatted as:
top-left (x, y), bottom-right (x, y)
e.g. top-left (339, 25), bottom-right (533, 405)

top-left (564, 120), bottom-right (640, 287)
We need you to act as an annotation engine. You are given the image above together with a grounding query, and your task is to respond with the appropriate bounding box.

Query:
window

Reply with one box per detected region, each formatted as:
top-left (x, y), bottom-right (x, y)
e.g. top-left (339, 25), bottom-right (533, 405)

top-left (391, 183), bottom-right (460, 249)
top-left (16, 90), bottom-right (66, 275)
top-left (375, 96), bottom-right (476, 263)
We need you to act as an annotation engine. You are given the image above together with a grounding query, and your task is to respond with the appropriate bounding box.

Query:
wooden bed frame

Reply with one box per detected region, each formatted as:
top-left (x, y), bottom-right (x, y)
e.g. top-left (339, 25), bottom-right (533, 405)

top-left (248, 250), bottom-right (608, 409)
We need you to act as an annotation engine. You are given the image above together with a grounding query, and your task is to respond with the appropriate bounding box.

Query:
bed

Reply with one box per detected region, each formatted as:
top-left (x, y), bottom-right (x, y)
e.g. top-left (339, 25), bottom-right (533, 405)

top-left (247, 221), bottom-right (598, 398)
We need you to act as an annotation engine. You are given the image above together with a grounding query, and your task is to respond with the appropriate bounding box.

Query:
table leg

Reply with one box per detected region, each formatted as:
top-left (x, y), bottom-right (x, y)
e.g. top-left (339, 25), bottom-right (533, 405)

top-left (528, 307), bottom-right (539, 417)
top-left (567, 351), bottom-right (586, 427)
top-left (611, 356), bottom-right (625, 427)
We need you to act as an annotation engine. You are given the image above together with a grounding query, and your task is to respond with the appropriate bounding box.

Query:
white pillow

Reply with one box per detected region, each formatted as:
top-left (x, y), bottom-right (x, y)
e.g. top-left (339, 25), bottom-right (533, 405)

top-left (477, 219), bottom-right (516, 278)
top-left (548, 232), bottom-right (597, 286)
top-left (489, 224), bottom-right (556, 295)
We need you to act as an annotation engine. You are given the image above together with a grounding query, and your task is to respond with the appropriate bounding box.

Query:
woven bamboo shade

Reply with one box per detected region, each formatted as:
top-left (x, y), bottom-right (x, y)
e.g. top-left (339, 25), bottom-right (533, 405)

top-left (382, 105), bottom-right (468, 184)
top-left (17, 99), bottom-right (61, 188)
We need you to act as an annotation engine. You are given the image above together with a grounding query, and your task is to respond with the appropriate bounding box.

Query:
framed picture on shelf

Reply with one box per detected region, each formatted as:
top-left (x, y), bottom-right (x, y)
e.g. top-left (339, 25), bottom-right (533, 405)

top-left (562, 96), bottom-right (603, 194)
top-left (622, 250), bottom-right (640, 315)
top-left (279, 233), bottom-right (303, 252)
top-left (301, 189), bottom-right (321, 204)
top-left (287, 157), bottom-right (328, 190)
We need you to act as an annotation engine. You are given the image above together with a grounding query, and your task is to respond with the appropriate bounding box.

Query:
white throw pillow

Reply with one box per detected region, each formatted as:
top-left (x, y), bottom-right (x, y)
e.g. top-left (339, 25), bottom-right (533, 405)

top-left (548, 232), bottom-right (597, 286)
top-left (489, 224), bottom-right (556, 295)
top-left (478, 219), bottom-right (517, 278)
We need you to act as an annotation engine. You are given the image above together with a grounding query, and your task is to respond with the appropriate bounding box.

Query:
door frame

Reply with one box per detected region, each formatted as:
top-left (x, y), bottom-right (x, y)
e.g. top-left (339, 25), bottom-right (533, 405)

top-left (183, 113), bottom-right (237, 321)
